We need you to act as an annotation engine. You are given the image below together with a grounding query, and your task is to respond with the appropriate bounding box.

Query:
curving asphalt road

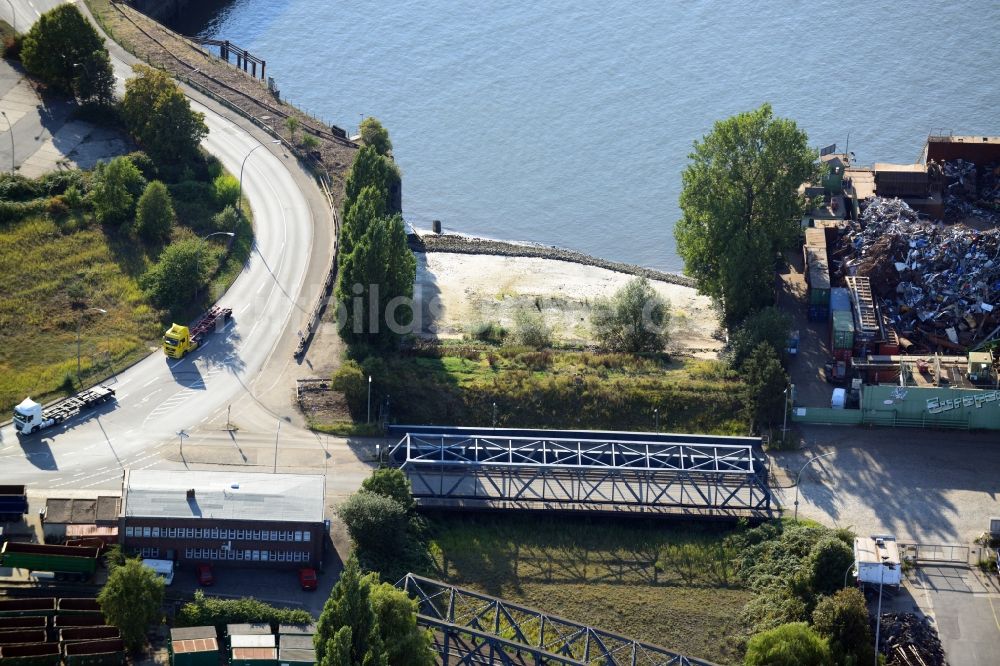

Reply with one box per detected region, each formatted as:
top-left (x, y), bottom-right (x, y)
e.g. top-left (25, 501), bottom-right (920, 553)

top-left (0, 1), bottom-right (368, 495)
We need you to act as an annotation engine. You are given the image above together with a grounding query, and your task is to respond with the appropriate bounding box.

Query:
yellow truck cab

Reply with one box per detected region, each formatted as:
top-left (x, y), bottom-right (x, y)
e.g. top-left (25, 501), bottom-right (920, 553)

top-left (163, 324), bottom-right (195, 359)
top-left (162, 306), bottom-right (233, 359)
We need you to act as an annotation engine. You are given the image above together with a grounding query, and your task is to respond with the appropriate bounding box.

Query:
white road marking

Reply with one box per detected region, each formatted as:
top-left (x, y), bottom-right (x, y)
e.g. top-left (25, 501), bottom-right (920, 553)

top-left (142, 378), bottom-right (158, 388)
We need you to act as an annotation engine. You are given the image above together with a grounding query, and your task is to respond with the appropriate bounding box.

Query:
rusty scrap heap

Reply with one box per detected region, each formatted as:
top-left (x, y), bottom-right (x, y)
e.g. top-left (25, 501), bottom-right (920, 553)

top-left (838, 197), bottom-right (1000, 351)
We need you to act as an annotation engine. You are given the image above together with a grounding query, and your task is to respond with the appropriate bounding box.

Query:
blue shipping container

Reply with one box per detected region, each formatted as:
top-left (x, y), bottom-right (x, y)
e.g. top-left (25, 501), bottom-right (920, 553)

top-left (830, 288), bottom-right (851, 312)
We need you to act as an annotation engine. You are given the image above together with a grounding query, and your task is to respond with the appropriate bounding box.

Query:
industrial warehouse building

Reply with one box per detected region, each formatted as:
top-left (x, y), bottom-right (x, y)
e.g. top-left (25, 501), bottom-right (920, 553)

top-left (119, 469), bottom-right (326, 569)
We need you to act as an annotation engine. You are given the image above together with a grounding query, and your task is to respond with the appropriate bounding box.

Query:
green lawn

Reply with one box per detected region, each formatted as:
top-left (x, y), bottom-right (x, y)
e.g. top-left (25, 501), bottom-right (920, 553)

top-left (331, 349), bottom-right (748, 434)
top-left (0, 194), bottom-right (252, 415)
top-left (423, 514), bottom-right (751, 665)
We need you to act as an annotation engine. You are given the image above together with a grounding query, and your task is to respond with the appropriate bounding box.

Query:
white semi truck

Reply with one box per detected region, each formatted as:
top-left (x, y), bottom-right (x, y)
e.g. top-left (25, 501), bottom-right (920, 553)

top-left (12, 386), bottom-right (116, 436)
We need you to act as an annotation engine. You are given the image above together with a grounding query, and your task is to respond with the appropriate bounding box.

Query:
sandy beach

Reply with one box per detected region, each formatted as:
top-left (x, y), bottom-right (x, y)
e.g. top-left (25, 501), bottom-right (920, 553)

top-left (414, 252), bottom-right (723, 358)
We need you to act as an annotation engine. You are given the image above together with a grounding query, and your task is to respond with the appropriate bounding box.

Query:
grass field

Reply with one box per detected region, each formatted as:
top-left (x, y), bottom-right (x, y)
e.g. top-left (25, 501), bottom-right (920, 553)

top-left (0, 200), bottom-right (252, 416)
top-left (423, 513), bottom-right (751, 665)
top-left (330, 348), bottom-right (748, 434)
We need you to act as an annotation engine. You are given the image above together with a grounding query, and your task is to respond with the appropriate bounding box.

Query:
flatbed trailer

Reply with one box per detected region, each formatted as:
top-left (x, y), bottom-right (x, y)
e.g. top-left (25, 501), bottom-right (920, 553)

top-left (13, 386), bottom-right (115, 436)
top-left (163, 306), bottom-right (233, 359)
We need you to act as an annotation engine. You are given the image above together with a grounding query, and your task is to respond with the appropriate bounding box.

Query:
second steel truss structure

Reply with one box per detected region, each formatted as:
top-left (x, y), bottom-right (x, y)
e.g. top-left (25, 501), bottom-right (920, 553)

top-left (398, 573), bottom-right (720, 666)
top-left (387, 432), bottom-right (776, 517)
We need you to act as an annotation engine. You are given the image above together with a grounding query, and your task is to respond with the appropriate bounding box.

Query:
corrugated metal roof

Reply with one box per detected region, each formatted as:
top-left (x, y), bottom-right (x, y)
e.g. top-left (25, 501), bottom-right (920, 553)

top-left (231, 635), bottom-right (276, 648)
top-left (279, 648), bottom-right (316, 663)
top-left (125, 470), bottom-right (324, 523)
top-left (172, 627), bottom-right (218, 641)
top-left (173, 638), bottom-right (218, 654)
top-left (854, 536), bottom-right (901, 565)
top-left (278, 624), bottom-right (317, 636)
top-left (227, 624), bottom-right (272, 636)
top-left (279, 635), bottom-right (314, 650)
top-left (232, 647), bottom-right (277, 660)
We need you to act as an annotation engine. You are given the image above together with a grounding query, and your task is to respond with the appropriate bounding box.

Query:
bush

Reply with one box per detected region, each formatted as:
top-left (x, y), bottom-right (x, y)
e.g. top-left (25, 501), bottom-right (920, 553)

top-left (211, 205), bottom-right (241, 233)
top-left (807, 535), bottom-right (855, 598)
top-left (467, 321), bottom-right (507, 345)
top-left (361, 468), bottom-right (415, 512)
top-left (90, 156), bottom-right (146, 226)
top-left (0, 173), bottom-right (44, 201)
top-left (744, 622), bottom-right (832, 666)
top-left (727, 306), bottom-right (791, 369)
top-left (125, 151), bottom-right (157, 181)
top-left (213, 173), bottom-right (241, 208)
top-left (512, 308), bottom-right (552, 349)
top-left (812, 588), bottom-right (873, 665)
top-left (140, 238), bottom-right (209, 312)
top-left (0, 198), bottom-right (48, 224)
top-left (177, 589), bottom-right (312, 629)
top-left (592, 277), bottom-right (670, 352)
top-left (134, 180), bottom-right (175, 242)
top-left (337, 491), bottom-right (410, 574)
top-left (301, 134), bottom-right (320, 150)
top-left (332, 360), bottom-right (367, 414)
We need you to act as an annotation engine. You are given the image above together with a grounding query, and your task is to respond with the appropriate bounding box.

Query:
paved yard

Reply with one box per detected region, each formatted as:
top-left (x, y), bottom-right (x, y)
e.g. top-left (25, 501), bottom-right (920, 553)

top-left (770, 425), bottom-right (1000, 543)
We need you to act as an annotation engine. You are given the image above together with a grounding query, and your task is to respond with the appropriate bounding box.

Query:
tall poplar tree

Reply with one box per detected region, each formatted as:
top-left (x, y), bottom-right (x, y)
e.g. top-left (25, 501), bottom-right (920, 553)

top-left (675, 103), bottom-right (818, 327)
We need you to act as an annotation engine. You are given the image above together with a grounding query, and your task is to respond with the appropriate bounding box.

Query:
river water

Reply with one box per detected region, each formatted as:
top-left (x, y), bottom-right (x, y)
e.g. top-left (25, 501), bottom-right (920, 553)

top-left (172, 1), bottom-right (999, 272)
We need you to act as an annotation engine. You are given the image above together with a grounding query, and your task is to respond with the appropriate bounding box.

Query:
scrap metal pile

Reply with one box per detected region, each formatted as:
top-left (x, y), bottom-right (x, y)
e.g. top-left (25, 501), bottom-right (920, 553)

top-left (942, 158), bottom-right (1000, 225)
top-left (836, 197), bottom-right (1000, 351)
top-left (878, 612), bottom-right (948, 666)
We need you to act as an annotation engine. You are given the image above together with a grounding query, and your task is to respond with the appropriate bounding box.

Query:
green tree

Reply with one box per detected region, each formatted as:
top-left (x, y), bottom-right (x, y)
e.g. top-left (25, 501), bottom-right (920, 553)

top-left (343, 146), bottom-right (401, 217)
top-left (72, 48), bottom-right (116, 105)
top-left (741, 342), bottom-right (788, 430)
top-left (592, 277), bottom-right (670, 352)
top-left (727, 306), bottom-right (791, 370)
top-left (211, 205), bottom-right (241, 233)
top-left (140, 238), bottom-right (210, 311)
top-left (744, 622), bottom-right (832, 666)
top-left (135, 180), bottom-right (175, 242)
top-left (812, 588), bottom-right (873, 665)
top-left (362, 468), bottom-right (415, 512)
top-left (369, 582), bottom-right (435, 666)
top-left (360, 117), bottom-right (392, 157)
top-left (97, 558), bottom-right (165, 651)
top-left (90, 156), bottom-right (146, 225)
top-left (20, 5), bottom-right (104, 95)
top-left (285, 116), bottom-right (300, 143)
top-left (315, 557), bottom-right (385, 666)
top-left (335, 214), bottom-right (416, 349)
top-left (807, 536), bottom-right (855, 598)
top-left (341, 184), bottom-right (388, 257)
top-left (213, 173), bottom-right (241, 208)
top-left (337, 491), bottom-right (409, 569)
top-left (675, 103), bottom-right (818, 327)
top-left (122, 64), bottom-right (208, 165)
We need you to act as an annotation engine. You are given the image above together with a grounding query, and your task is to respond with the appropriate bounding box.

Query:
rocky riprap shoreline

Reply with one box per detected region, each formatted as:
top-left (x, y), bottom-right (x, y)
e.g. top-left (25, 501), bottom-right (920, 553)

top-left (409, 233), bottom-right (695, 288)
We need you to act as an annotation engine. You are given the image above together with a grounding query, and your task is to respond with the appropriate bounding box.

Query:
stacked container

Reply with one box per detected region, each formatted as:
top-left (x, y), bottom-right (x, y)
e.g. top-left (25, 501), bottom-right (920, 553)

top-left (803, 227), bottom-right (830, 321)
top-left (829, 287), bottom-right (854, 380)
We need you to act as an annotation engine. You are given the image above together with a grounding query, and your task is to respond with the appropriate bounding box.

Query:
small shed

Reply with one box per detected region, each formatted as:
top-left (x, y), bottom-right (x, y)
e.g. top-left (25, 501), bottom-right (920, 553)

top-left (278, 648), bottom-right (316, 666)
top-left (171, 626), bottom-right (219, 666)
top-left (227, 624), bottom-right (272, 637)
top-left (854, 535), bottom-right (901, 587)
top-left (278, 624), bottom-right (316, 636)
top-left (231, 635), bottom-right (276, 649)
top-left (279, 635), bottom-right (314, 650)
top-left (232, 647), bottom-right (277, 666)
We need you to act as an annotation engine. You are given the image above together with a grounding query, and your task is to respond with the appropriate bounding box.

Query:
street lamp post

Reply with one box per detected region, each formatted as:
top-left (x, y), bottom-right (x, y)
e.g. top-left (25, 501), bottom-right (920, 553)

top-left (843, 559), bottom-right (856, 589)
top-left (654, 408), bottom-right (659, 433)
top-left (76, 307), bottom-right (108, 384)
top-left (238, 140), bottom-right (281, 212)
top-left (782, 385), bottom-right (790, 434)
top-left (367, 375), bottom-right (372, 424)
top-left (793, 450), bottom-right (836, 522)
top-left (1, 111), bottom-right (13, 171)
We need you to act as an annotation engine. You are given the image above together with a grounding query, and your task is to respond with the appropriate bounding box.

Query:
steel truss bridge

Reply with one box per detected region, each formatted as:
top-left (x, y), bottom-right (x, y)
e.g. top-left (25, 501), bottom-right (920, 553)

top-left (398, 574), bottom-right (719, 665)
top-left (385, 427), bottom-right (777, 518)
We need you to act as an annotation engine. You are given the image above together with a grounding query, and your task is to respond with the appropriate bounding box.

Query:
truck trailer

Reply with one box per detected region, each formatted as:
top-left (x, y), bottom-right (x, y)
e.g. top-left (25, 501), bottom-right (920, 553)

top-left (13, 386), bottom-right (115, 436)
top-left (853, 534), bottom-right (901, 589)
top-left (162, 306), bottom-right (233, 359)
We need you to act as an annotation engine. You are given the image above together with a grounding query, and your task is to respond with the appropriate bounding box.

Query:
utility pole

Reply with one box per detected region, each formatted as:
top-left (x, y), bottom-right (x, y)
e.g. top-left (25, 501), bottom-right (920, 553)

top-left (654, 408), bottom-right (659, 433)
top-left (492, 402), bottom-right (497, 428)
top-left (273, 419), bottom-right (281, 472)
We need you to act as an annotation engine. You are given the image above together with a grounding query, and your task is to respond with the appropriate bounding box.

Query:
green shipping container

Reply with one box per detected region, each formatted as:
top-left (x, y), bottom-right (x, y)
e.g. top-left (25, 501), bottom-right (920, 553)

top-left (831, 311), bottom-right (855, 349)
top-left (0, 543), bottom-right (98, 576)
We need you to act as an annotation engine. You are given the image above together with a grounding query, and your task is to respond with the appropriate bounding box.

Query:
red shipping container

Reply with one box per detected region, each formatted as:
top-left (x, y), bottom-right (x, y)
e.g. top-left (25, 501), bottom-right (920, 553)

top-left (832, 347), bottom-right (852, 362)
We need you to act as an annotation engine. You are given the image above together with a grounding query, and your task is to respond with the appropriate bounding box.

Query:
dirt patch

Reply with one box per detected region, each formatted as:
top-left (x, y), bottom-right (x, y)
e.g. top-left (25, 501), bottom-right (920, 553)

top-left (414, 252), bottom-right (723, 358)
top-left (296, 379), bottom-right (351, 423)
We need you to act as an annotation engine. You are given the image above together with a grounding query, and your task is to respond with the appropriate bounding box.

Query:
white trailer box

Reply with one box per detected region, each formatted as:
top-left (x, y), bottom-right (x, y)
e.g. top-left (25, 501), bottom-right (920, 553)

top-left (853, 535), bottom-right (901, 587)
top-left (143, 558), bottom-right (175, 586)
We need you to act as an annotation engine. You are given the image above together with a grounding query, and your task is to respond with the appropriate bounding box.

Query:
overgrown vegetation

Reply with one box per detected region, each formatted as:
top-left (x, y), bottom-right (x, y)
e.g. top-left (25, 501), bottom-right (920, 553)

top-left (327, 348), bottom-right (745, 433)
top-left (177, 589), bottom-right (313, 628)
top-left (423, 513), bottom-right (751, 665)
top-left (592, 276), bottom-right (671, 352)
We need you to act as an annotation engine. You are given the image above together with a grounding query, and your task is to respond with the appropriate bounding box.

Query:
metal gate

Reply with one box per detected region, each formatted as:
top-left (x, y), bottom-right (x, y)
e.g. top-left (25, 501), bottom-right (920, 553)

top-left (898, 542), bottom-right (970, 565)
